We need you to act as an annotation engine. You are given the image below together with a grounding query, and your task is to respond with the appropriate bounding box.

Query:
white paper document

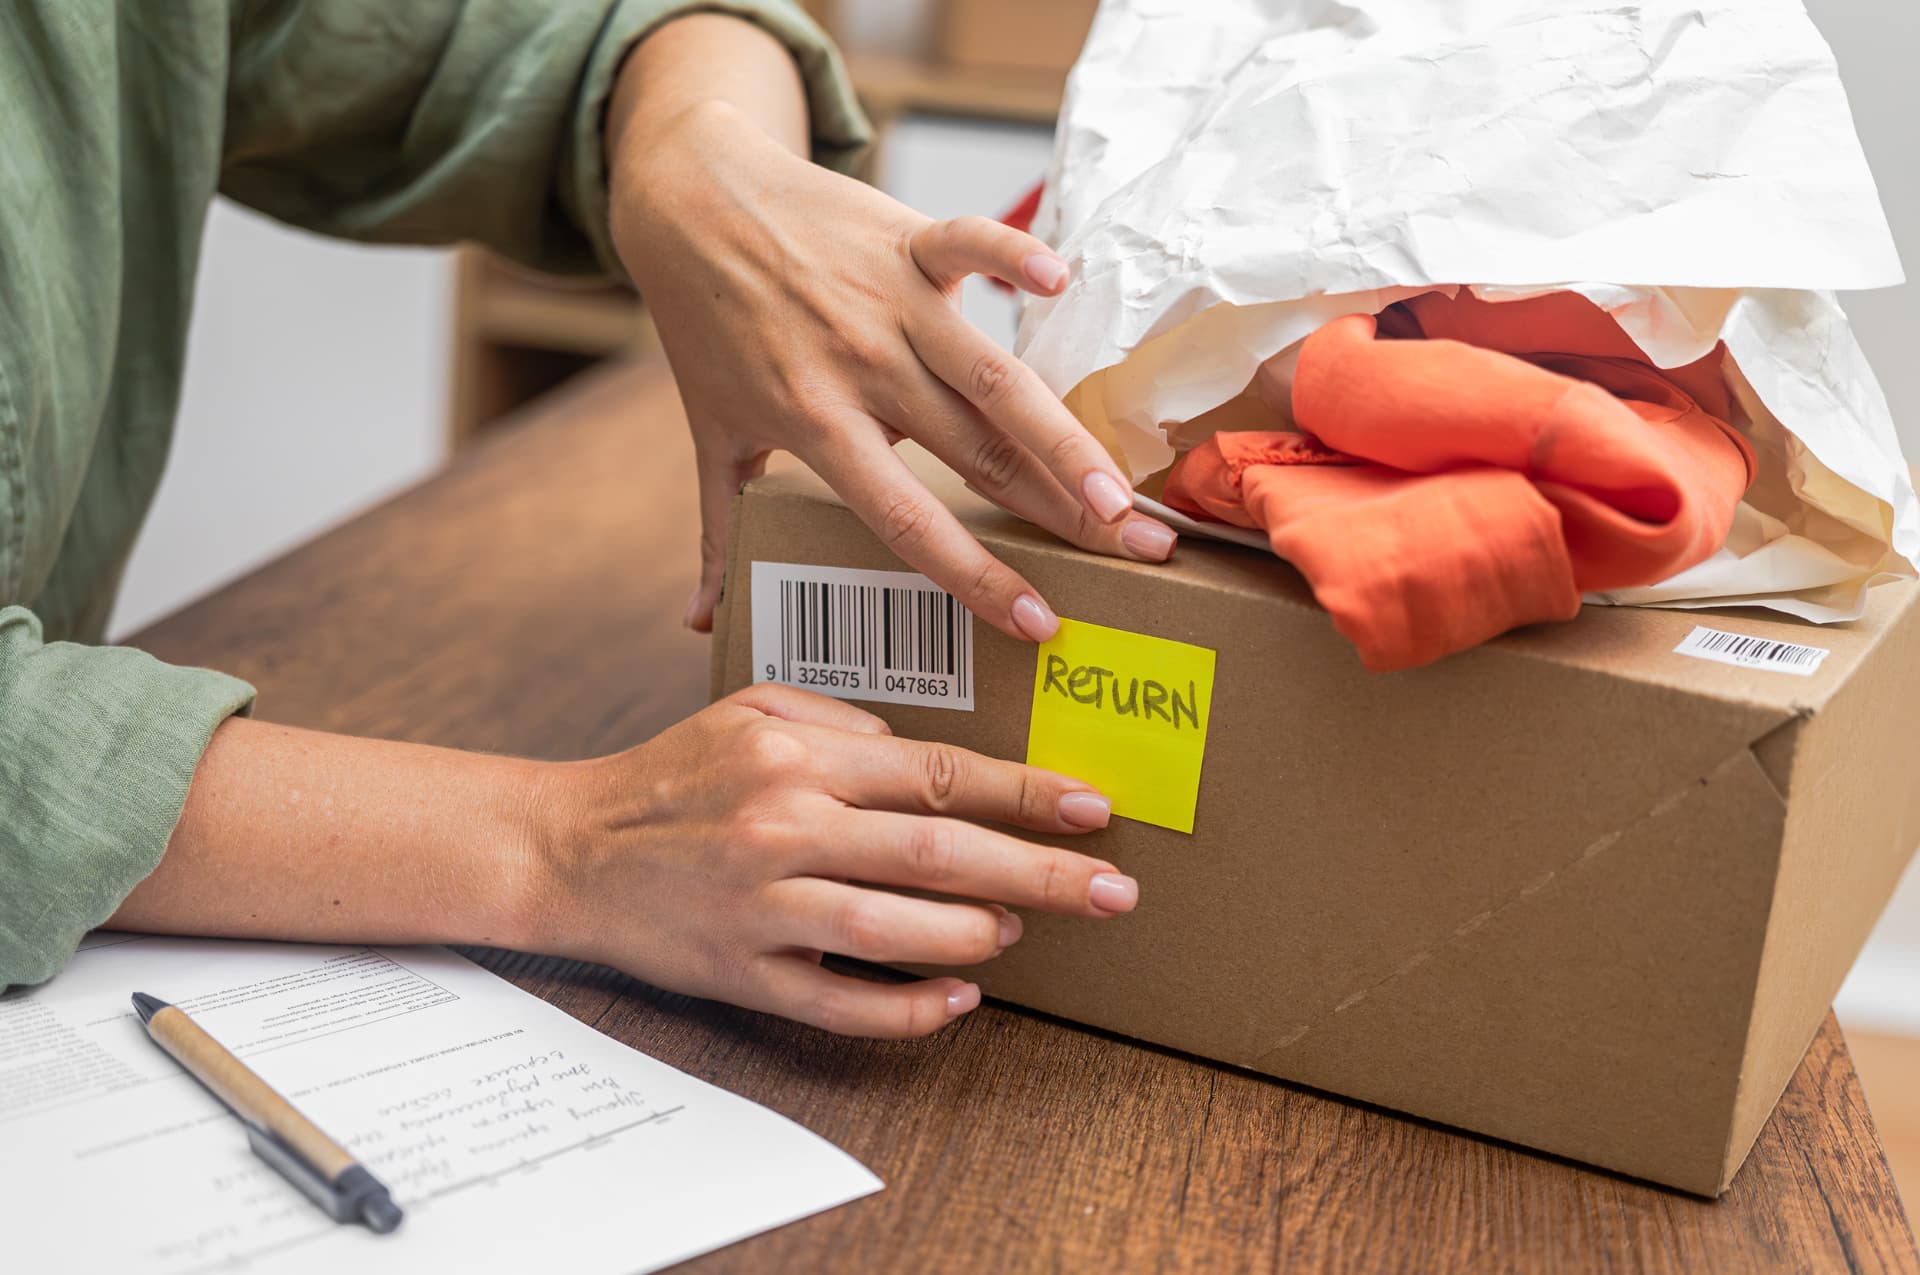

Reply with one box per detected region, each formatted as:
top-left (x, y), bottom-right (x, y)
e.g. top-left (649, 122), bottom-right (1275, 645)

top-left (0, 935), bottom-right (880, 1274)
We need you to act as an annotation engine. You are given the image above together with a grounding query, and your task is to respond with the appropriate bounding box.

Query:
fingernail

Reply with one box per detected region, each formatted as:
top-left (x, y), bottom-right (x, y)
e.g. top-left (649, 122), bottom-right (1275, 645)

top-left (1011, 593), bottom-right (1059, 642)
top-left (1082, 471), bottom-right (1133, 523)
top-left (1058, 791), bottom-right (1112, 829)
top-left (1023, 252), bottom-right (1069, 292)
top-left (1089, 873), bottom-right (1139, 913)
top-left (682, 590), bottom-right (701, 629)
top-left (1120, 519), bottom-right (1177, 562)
top-left (997, 910), bottom-right (1023, 948)
top-left (947, 982), bottom-right (982, 1018)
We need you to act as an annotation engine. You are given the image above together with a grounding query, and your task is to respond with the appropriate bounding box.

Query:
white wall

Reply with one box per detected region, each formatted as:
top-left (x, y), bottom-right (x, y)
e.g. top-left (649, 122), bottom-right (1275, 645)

top-left (1842, 861), bottom-right (1920, 1036)
top-left (1808, 0), bottom-right (1920, 1036)
top-left (1812, 0), bottom-right (1920, 458)
top-left (878, 116), bottom-right (1057, 349)
top-left (108, 202), bottom-right (453, 637)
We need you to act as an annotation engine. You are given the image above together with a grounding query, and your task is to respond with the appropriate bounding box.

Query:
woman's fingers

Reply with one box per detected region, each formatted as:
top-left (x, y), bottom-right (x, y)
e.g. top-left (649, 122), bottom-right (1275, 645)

top-left (686, 438), bottom-right (769, 633)
top-left (907, 315), bottom-right (1137, 527)
top-left (746, 956), bottom-right (980, 1039)
top-left (730, 683), bottom-right (892, 735)
top-left (790, 723), bottom-right (1110, 834)
top-left (816, 808), bottom-right (1139, 918)
top-left (906, 218), bottom-right (1137, 530)
top-left (762, 878), bottom-right (1015, 965)
top-left (909, 214), bottom-right (1069, 298)
top-left (879, 370), bottom-right (1177, 565)
top-left (802, 425), bottom-right (1062, 642)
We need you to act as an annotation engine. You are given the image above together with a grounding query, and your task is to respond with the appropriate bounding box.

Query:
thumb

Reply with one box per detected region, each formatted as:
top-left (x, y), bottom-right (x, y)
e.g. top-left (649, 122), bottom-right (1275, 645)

top-left (687, 442), bottom-right (768, 634)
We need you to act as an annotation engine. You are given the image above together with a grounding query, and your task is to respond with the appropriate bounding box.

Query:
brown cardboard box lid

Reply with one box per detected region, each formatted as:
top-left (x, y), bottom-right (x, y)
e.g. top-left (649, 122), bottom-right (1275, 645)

top-left (737, 461), bottom-right (1900, 720)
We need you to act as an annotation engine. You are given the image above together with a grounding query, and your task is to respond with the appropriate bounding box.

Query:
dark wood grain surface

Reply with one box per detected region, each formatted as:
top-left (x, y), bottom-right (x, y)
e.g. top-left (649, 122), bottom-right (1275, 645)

top-left (130, 359), bottom-right (1919, 1274)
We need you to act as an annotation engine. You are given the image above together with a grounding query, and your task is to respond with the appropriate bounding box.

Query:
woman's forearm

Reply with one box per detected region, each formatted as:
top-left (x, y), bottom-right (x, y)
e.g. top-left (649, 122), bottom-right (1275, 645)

top-left (109, 716), bottom-right (552, 949)
top-left (606, 12), bottom-right (809, 162)
top-left (104, 687), bottom-right (1139, 1041)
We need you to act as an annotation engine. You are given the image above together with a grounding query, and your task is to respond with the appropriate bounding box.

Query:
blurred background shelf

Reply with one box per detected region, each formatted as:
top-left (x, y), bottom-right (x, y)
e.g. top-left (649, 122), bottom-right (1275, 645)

top-left (845, 51), bottom-right (1066, 126)
top-left (469, 266), bottom-right (649, 356)
top-left (447, 251), bottom-right (657, 448)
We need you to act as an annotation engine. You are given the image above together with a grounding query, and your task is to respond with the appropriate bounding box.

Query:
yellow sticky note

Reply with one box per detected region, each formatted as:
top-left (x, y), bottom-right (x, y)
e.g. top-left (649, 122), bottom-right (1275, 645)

top-left (1026, 618), bottom-right (1216, 834)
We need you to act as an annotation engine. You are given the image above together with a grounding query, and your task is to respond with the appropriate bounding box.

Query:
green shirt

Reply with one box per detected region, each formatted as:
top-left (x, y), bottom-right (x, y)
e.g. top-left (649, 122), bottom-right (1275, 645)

top-left (0, 0), bottom-right (867, 990)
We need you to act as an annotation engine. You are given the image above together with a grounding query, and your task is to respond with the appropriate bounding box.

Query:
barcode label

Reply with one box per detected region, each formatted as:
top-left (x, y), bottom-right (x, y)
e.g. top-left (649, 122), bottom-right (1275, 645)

top-left (751, 562), bottom-right (974, 710)
top-left (1673, 626), bottom-right (1831, 677)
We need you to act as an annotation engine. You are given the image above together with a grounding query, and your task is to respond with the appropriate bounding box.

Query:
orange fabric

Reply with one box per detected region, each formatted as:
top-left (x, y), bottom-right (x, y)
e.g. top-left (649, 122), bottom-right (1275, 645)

top-left (1162, 292), bottom-right (1755, 672)
top-left (1397, 290), bottom-right (1737, 422)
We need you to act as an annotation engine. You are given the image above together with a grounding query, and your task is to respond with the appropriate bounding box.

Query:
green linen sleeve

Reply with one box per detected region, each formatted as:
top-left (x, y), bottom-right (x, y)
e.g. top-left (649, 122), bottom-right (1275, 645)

top-left (219, 0), bottom-right (872, 279)
top-left (0, 607), bottom-right (255, 992)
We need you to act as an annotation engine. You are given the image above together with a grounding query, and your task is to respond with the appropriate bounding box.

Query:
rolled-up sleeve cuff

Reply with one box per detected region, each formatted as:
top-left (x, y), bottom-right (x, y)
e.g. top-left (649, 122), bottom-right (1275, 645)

top-left (0, 607), bottom-right (255, 990)
top-left (565, 0), bottom-right (874, 281)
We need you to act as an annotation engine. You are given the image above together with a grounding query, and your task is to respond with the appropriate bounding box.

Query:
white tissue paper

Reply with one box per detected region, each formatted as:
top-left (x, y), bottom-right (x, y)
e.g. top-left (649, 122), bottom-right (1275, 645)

top-left (1016, 0), bottom-right (1918, 620)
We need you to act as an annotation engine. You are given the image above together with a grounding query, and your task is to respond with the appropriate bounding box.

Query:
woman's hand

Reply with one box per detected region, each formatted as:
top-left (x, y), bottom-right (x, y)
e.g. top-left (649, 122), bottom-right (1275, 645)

top-left (531, 684), bottom-right (1134, 1038)
top-left (123, 687), bottom-right (1135, 1040)
top-left (605, 23), bottom-right (1177, 642)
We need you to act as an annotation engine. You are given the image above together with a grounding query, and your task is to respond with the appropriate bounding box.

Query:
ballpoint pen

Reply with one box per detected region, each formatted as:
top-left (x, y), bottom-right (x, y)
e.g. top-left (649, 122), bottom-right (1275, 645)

top-left (132, 992), bottom-right (404, 1234)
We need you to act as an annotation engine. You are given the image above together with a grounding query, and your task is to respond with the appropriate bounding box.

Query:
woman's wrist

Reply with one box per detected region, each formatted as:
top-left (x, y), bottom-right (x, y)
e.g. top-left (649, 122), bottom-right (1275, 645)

top-left (609, 98), bottom-right (758, 280)
top-left (114, 719), bottom-right (572, 955)
top-left (604, 13), bottom-right (809, 278)
top-left (605, 12), bottom-right (807, 158)
top-left (508, 756), bottom-right (614, 962)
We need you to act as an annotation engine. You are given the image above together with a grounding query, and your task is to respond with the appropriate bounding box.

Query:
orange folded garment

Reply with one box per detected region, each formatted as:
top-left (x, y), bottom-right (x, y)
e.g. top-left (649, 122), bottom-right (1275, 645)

top-left (1162, 291), bottom-right (1755, 672)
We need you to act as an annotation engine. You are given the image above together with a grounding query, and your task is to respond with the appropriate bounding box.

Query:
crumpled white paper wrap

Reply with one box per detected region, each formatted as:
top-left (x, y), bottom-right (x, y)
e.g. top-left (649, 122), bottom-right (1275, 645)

top-left (1016, 0), bottom-right (1918, 620)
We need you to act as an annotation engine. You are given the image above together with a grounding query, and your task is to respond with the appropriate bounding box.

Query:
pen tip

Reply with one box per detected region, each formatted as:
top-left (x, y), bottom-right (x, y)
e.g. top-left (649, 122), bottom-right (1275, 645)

top-left (360, 1192), bottom-right (404, 1234)
top-left (130, 992), bottom-right (168, 1024)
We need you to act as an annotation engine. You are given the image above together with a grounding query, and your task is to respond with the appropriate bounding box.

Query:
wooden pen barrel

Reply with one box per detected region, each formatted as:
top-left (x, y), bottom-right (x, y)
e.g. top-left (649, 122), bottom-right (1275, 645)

top-left (147, 1006), bottom-right (357, 1181)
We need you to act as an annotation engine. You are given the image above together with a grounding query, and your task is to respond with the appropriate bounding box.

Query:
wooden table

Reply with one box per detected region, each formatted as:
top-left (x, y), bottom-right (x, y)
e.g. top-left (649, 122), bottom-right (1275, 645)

top-left (130, 360), bottom-right (1919, 1273)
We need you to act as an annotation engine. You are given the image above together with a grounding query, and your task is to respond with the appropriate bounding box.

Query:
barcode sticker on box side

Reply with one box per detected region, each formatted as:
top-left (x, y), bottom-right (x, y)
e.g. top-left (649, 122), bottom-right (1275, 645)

top-left (751, 562), bottom-right (974, 710)
top-left (1673, 626), bottom-right (1831, 677)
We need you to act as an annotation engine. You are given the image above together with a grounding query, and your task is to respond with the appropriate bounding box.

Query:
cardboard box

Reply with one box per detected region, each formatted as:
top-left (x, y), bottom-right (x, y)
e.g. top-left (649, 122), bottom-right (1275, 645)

top-left (712, 464), bottom-right (1920, 1195)
top-left (937, 0), bottom-right (1100, 75)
